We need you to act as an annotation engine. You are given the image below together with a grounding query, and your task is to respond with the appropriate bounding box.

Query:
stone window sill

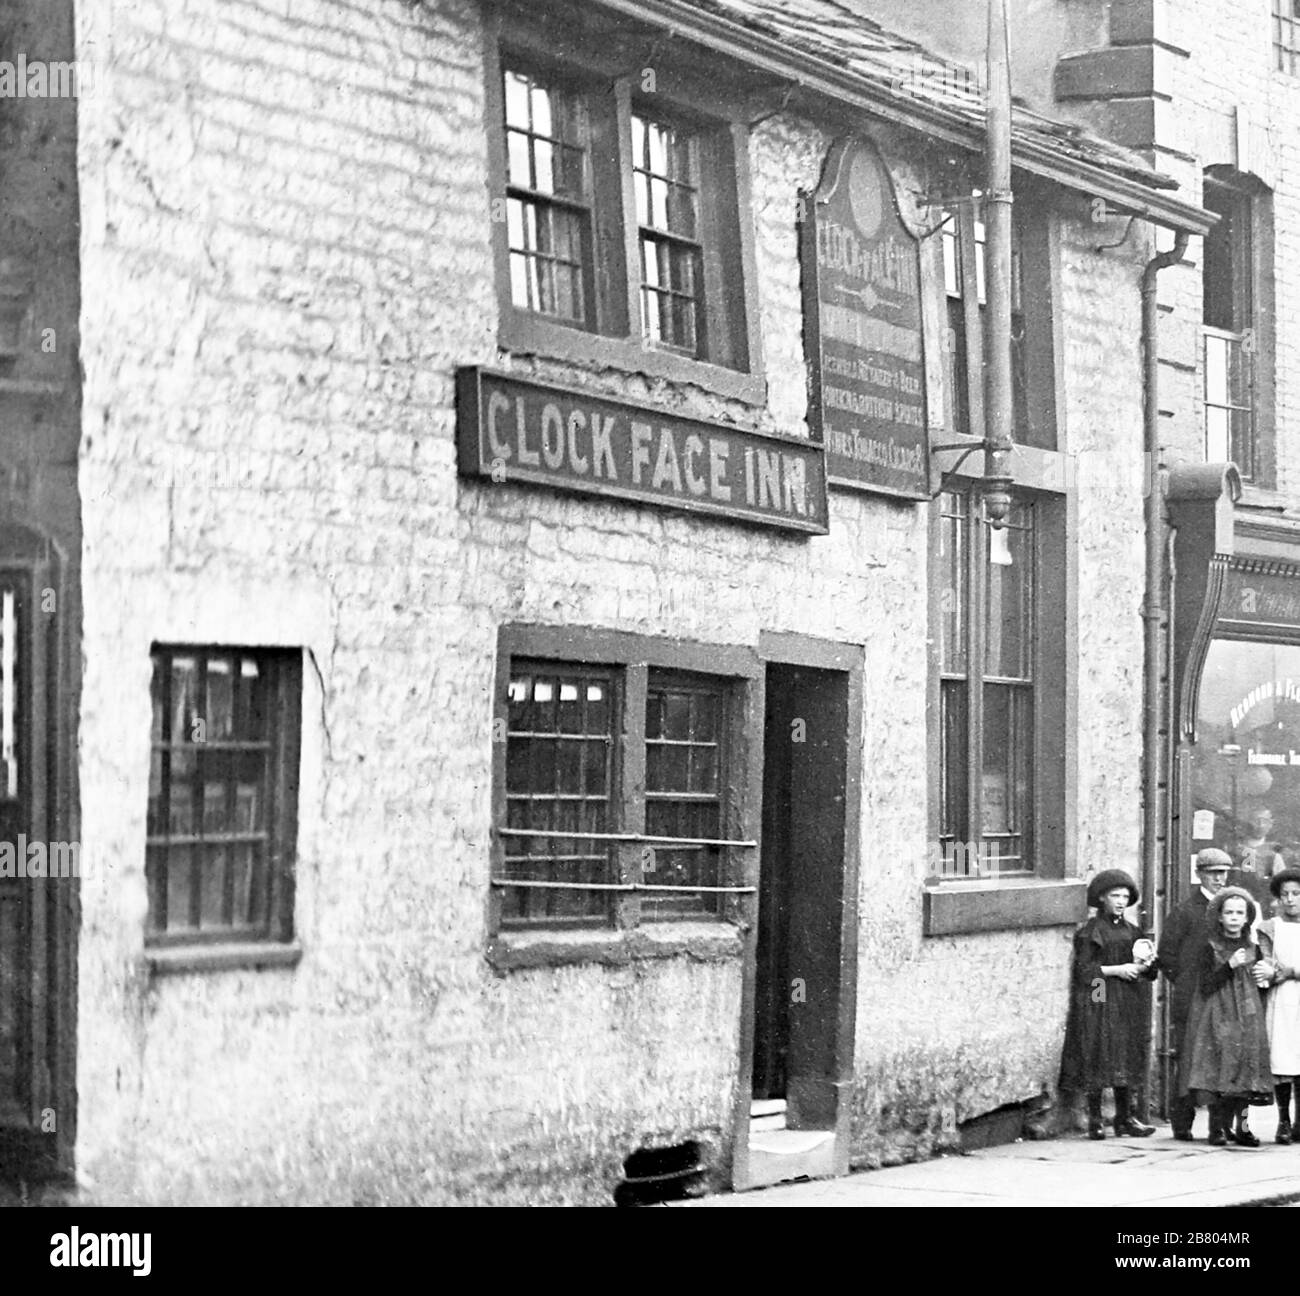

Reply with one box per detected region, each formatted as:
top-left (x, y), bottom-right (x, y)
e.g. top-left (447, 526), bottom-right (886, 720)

top-left (500, 312), bottom-right (766, 408)
top-left (488, 921), bottom-right (744, 972)
top-left (922, 877), bottom-right (1086, 936)
top-left (144, 941), bottom-right (304, 976)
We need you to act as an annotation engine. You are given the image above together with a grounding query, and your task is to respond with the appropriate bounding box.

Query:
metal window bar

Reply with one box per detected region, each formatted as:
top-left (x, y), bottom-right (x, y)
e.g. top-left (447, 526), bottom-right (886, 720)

top-left (496, 827), bottom-right (755, 848)
top-left (491, 879), bottom-right (755, 895)
top-left (504, 665), bottom-right (617, 924)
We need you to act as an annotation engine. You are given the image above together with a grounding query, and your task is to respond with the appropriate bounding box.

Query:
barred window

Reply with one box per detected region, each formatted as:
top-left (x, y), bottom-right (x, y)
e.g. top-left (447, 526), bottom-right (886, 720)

top-left (644, 673), bottom-right (725, 919)
top-left (491, 640), bottom-right (752, 933)
top-left (501, 663), bottom-right (616, 926)
top-left (147, 647), bottom-right (300, 945)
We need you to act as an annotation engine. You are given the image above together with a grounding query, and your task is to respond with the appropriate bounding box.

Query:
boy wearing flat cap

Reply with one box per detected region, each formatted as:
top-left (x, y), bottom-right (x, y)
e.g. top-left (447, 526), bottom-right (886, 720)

top-left (1060, 868), bottom-right (1157, 1139)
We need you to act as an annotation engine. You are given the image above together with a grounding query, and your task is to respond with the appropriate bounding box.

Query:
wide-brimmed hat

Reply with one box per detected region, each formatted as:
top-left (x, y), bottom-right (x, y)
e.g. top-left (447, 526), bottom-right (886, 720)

top-left (1207, 885), bottom-right (1258, 928)
top-left (1271, 868), bottom-right (1300, 898)
top-left (1086, 868), bottom-right (1139, 909)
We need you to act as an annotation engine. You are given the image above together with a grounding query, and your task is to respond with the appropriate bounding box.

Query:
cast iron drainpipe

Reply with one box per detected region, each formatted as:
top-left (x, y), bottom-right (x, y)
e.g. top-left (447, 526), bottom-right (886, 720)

top-left (1141, 228), bottom-right (1188, 1117)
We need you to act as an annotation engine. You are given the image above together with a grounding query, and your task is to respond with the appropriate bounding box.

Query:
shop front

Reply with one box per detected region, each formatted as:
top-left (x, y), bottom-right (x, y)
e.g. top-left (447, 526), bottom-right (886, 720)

top-left (1169, 468), bottom-right (1300, 897)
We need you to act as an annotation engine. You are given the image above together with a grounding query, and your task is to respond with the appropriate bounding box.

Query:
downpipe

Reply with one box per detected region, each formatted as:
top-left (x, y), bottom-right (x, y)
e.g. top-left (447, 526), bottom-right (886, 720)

top-left (1141, 228), bottom-right (1188, 1118)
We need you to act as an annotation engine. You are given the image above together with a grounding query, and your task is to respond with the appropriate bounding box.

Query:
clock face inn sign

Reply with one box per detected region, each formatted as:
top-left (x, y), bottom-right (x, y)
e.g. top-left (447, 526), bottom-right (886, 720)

top-left (457, 368), bottom-right (830, 534)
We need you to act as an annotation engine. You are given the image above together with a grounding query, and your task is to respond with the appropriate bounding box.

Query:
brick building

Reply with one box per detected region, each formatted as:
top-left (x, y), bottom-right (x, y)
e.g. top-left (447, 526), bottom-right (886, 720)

top-left (0, 0), bottom-right (1239, 1204)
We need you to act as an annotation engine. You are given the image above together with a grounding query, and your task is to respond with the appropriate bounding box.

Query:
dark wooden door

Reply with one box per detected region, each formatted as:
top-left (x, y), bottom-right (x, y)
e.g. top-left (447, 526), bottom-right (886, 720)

top-left (0, 564), bottom-right (57, 1173)
top-left (752, 662), bottom-right (850, 1123)
top-left (752, 664), bottom-right (794, 1099)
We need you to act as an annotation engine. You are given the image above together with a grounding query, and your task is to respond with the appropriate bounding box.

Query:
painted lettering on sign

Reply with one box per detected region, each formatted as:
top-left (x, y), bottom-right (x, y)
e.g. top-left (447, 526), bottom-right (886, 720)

top-left (802, 136), bottom-right (930, 500)
top-left (1224, 569), bottom-right (1300, 630)
top-left (456, 369), bottom-right (829, 534)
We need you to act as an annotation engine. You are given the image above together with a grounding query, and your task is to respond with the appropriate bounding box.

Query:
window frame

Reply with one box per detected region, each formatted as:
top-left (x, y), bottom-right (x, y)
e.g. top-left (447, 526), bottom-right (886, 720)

top-left (923, 455), bottom-right (1083, 935)
top-left (939, 181), bottom-right (1060, 451)
top-left (483, 7), bottom-right (765, 406)
top-left (935, 489), bottom-right (1041, 879)
top-left (1201, 170), bottom-right (1275, 490)
top-left (488, 624), bottom-right (761, 969)
top-left (1275, 0), bottom-right (1300, 75)
top-left (144, 644), bottom-right (302, 968)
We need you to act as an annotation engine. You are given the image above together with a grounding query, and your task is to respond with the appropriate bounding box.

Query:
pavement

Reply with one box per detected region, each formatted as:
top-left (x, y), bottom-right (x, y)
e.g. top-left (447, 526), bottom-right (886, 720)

top-left (684, 1104), bottom-right (1300, 1207)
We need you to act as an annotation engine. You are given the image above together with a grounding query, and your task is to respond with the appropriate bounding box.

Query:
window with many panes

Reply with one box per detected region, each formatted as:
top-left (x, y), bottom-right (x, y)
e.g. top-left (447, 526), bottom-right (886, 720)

top-left (936, 491), bottom-right (1037, 878)
top-left (493, 636), bottom-right (751, 935)
top-left (1202, 172), bottom-right (1268, 482)
top-left (487, 19), bottom-right (757, 389)
top-left (632, 114), bottom-right (705, 355)
top-left (147, 647), bottom-right (300, 945)
top-left (1276, 0), bottom-right (1300, 74)
top-left (502, 67), bottom-right (594, 327)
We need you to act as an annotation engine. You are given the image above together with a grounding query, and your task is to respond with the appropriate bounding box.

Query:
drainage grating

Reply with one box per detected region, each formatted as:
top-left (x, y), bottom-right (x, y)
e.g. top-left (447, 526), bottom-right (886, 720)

top-left (614, 1141), bottom-right (706, 1206)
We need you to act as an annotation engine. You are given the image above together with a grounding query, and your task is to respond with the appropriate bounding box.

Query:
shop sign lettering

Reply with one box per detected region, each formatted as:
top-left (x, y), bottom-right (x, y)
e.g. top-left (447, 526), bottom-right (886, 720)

top-left (456, 368), bottom-right (829, 533)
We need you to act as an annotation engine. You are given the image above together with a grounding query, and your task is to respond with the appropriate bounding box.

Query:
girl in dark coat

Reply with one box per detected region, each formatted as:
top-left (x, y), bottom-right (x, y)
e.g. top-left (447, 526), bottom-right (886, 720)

top-left (1060, 868), bottom-right (1157, 1139)
top-left (1181, 885), bottom-right (1273, 1146)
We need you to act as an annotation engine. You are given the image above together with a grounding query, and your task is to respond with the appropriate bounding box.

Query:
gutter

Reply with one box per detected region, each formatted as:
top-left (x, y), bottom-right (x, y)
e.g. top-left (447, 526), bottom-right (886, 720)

top-left (1141, 229), bottom-right (1188, 1116)
top-left (587, 0), bottom-right (1217, 236)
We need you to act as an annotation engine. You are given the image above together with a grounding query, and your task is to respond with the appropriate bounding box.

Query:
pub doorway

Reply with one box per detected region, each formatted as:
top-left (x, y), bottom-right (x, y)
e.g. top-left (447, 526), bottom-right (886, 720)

top-left (736, 639), bottom-right (860, 1190)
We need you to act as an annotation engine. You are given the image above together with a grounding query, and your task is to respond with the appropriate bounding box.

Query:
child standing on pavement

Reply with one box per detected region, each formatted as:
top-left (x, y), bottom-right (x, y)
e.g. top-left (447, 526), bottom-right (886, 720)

top-left (1255, 868), bottom-right (1300, 1142)
top-left (1060, 868), bottom-right (1157, 1139)
top-left (1181, 886), bottom-right (1273, 1146)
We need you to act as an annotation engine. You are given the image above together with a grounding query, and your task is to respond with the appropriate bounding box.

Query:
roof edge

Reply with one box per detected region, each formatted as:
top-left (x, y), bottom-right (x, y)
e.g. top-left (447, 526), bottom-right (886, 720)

top-left (587, 0), bottom-right (1215, 236)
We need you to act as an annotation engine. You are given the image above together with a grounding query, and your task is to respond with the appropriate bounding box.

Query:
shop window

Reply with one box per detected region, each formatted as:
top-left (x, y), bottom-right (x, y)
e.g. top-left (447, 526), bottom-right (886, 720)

top-left (1275, 0), bottom-right (1300, 75)
top-left (1189, 638), bottom-right (1300, 878)
top-left (146, 646), bottom-right (301, 948)
top-left (940, 196), bottom-right (1056, 450)
top-left (485, 11), bottom-right (760, 401)
top-left (491, 629), bottom-right (756, 941)
top-left (1202, 171), bottom-right (1273, 484)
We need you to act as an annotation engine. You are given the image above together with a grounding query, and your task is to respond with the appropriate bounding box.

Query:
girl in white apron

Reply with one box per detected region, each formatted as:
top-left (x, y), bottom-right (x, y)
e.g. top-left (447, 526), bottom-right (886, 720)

top-left (1256, 868), bottom-right (1300, 1142)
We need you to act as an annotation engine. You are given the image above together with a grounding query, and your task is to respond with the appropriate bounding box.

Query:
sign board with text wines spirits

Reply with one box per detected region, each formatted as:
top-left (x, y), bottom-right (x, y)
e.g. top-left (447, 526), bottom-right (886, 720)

top-left (802, 135), bottom-right (931, 500)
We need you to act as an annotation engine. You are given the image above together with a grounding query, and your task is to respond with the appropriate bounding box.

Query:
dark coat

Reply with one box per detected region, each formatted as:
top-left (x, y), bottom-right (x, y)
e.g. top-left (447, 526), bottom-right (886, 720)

top-left (1060, 914), bottom-right (1154, 1092)
top-left (1155, 888), bottom-right (1211, 1035)
top-left (1180, 932), bottom-right (1272, 1102)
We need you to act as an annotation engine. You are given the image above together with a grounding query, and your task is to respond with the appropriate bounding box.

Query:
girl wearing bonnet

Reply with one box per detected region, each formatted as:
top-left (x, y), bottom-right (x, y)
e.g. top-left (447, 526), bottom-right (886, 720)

top-left (1181, 885), bottom-right (1273, 1146)
top-left (1060, 868), bottom-right (1157, 1139)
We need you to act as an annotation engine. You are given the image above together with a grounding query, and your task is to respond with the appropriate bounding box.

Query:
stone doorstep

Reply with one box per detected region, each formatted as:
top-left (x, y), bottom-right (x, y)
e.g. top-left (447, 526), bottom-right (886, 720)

top-left (745, 1128), bottom-right (836, 1190)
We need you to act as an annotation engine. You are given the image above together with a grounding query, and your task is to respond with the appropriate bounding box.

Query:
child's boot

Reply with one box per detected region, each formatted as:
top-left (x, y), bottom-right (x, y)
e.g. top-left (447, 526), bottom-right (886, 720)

top-left (1232, 1099), bottom-right (1257, 1145)
top-left (1113, 1087), bottom-right (1155, 1138)
top-left (1086, 1091), bottom-right (1106, 1140)
top-left (1276, 1083), bottom-right (1292, 1144)
top-left (1207, 1098), bottom-right (1228, 1146)
top-left (1232, 1099), bottom-right (1260, 1147)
